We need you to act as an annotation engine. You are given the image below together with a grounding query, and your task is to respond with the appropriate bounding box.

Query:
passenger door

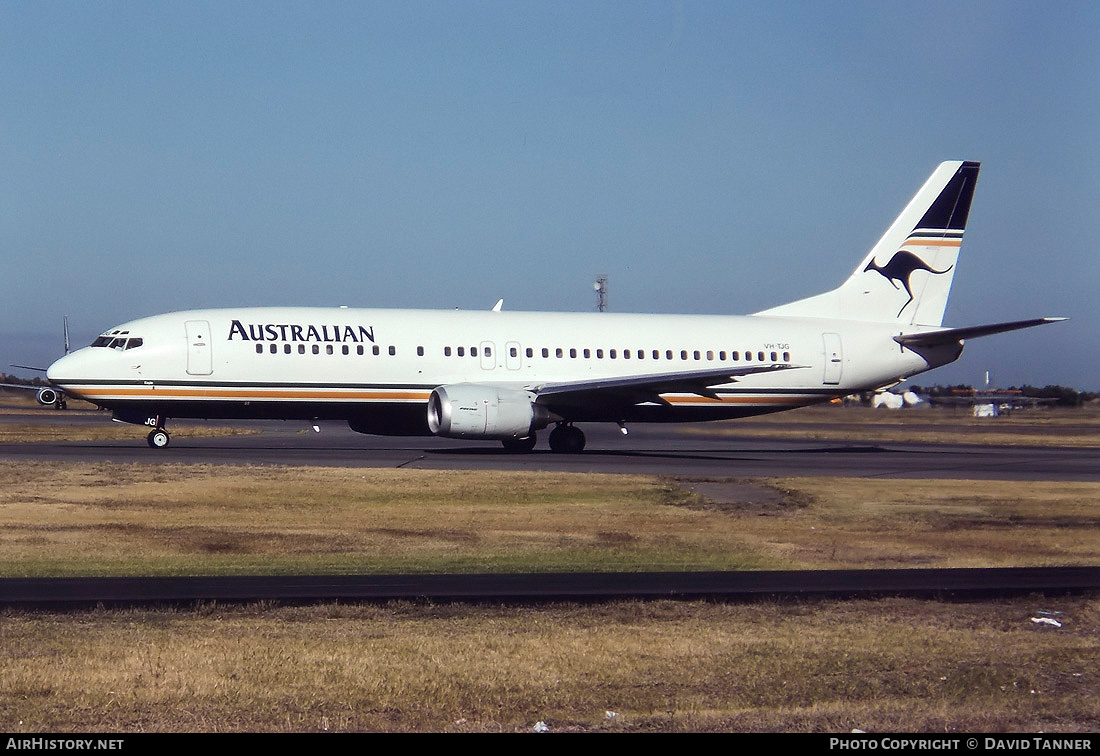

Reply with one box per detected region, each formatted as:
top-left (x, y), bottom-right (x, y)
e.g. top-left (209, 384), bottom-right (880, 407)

top-left (185, 320), bottom-right (213, 376)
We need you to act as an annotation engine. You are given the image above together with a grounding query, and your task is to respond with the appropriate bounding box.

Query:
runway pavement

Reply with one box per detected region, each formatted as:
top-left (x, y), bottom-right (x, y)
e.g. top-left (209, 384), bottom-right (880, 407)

top-left (0, 408), bottom-right (1097, 481)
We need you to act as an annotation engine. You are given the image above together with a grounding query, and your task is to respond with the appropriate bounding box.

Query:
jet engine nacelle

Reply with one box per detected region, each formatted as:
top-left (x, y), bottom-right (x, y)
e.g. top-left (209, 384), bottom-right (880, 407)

top-left (427, 384), bottom-right (551, 440)
top-left (36, 387), bottom-right (60, 406)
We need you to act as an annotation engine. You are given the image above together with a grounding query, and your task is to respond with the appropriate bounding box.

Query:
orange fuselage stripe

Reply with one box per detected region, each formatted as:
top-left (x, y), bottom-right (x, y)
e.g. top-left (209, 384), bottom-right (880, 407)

top-left (69, 387), bottom-right (432, 401)
top-left (69, 386), bottom-right (817, 406)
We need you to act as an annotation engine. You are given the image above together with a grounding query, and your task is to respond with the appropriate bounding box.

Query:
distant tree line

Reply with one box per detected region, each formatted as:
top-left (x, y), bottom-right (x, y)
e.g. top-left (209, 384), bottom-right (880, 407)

top-left (908, 384), bottom-right (1098, 407)
top-left (0, 373), bottom-right (49, 388)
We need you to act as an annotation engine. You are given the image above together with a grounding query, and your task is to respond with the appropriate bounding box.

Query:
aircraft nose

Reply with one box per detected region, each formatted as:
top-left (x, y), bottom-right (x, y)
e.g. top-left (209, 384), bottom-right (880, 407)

top-left (45, 351), bottom-right (78, 385)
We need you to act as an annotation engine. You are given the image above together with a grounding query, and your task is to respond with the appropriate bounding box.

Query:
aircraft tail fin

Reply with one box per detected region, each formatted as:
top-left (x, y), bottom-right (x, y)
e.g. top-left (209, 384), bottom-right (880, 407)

top-left (756, 161), bottom-right (980, 326)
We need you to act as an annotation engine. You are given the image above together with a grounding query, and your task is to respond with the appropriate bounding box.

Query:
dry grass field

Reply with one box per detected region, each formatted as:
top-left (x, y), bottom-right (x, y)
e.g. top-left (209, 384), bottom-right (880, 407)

top-left (0, 464), bottom-right (1096, 576)
top-left (3, 597), bottom-right (1097, 732)
top-left (0, 401), bottom-right (1097, 732)
top-left (697, 403), bottom-right (1100, 447)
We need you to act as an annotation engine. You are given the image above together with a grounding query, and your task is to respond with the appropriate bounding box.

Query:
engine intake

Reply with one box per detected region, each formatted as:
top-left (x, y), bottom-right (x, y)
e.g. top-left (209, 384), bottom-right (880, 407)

top-left (427, 384), bottom-right (551, 440)
top-left (35, 387), bottom-right (59, 406)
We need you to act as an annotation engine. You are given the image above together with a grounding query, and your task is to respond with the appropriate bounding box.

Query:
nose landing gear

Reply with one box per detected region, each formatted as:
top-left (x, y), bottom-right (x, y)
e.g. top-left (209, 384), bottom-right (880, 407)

top-left (146, 428), bottom-right (170, 448)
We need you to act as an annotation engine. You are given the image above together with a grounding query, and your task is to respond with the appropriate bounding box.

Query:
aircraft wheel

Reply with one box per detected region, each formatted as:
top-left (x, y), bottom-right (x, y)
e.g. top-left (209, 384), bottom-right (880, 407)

top-left (147, 429), bottom-right (170, 449)
top-left (501, 434), bottom-right (537, 453)
top-left (548, 424), bottom-right (585, 454)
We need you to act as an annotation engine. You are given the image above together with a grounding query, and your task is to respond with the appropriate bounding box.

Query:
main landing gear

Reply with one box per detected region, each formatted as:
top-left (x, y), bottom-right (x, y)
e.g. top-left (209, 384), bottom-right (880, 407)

top-left (501, 434), bottom-right (538, 453)
top-left (548, 423), bottom-right (585, 454)
top-left (498, 424), bottom-right (587, 453)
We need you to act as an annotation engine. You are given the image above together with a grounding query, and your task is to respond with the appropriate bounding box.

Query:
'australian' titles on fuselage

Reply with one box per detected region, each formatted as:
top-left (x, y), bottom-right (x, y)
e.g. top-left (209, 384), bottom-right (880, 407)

top-left (227, 319), bottom-right (376, 344)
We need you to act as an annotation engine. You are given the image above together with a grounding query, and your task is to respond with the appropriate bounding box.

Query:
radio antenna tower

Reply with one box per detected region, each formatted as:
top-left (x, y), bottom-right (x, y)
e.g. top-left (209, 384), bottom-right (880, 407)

top-left (594, 274), bottom-right (608, 312)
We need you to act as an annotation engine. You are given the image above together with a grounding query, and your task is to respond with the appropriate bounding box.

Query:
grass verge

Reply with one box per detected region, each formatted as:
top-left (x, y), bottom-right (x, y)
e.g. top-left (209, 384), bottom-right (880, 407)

top-left (0, 462), bottom-right (1096, 576)
top-left (2, 597), bottom-right (1097, 732)
top-left (1, 460), bottom-right (1096, 732)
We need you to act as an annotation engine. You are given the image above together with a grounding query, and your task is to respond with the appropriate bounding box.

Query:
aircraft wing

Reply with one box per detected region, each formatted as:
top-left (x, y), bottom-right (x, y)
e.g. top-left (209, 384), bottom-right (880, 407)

top-left (895, 317), bottom-right (1066, 348)
top-left (0, 383), bottom-right (41, 391)
top-left (527, 363), bottom-right (807, 410)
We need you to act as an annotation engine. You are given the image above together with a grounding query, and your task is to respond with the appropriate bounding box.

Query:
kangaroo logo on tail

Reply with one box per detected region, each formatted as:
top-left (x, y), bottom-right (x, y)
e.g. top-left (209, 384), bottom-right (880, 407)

top-left (864, 250), bottom-right (954, 317)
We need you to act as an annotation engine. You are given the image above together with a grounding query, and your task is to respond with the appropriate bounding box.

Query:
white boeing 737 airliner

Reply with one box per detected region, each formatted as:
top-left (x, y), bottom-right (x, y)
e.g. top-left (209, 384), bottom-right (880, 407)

top-left (44, 161), bottom-right (1062, 451)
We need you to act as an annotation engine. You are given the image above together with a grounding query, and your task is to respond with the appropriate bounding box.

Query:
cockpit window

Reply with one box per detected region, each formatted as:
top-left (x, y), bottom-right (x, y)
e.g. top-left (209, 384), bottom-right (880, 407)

top-left (92, 334), bottom-right (143, 349)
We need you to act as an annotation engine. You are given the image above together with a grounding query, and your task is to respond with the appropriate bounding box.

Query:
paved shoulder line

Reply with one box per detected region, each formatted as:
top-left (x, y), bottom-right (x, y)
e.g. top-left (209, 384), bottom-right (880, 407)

top-left (1, 567), bottom-right (1097, 606)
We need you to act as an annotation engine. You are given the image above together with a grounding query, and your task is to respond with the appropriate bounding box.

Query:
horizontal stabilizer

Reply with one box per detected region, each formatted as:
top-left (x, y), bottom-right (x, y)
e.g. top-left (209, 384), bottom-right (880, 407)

top-left (894, 318), bottom-right (1066, 348)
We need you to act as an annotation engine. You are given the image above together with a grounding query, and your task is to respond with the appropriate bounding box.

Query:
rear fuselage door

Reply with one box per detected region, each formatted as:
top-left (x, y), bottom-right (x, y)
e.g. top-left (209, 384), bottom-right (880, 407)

top-left (822, 332), bottom-right (843, 385)
top-left (185, 320), bottom-right (213, 375)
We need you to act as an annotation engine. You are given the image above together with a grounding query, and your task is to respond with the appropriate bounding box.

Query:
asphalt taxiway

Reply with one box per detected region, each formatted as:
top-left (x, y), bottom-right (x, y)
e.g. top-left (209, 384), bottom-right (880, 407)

top-left (1, 409), bottom-right (1097, 481)
top-left (3, 407), bottom-right (1098, 605)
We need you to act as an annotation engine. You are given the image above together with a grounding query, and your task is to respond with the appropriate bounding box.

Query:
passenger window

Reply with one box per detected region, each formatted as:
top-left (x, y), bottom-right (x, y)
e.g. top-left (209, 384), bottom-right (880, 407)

top-left (609, 349), bottom-right (617, 359)
top-left (665, 350), bottom-right (673, 360)
top-left (343, 345), bottom-right (350, 355)
top-left (357, 345), bottom-right (364, 355)
top-left (526, 347), bottom-right (533, 358)
top-left (680, 350), bottom-right (688, 360)
top-left (584, 348), bottom-right (591, 358)
top-left (707, 351), bottom-right (714, 361)
top-left (569, 348), bottom-right (577, 358)
top-left (255, 344), bottom-right (263, 354)
top-left (484, 346), bottom-right (491, 357)
top-left (732, 351), bottom-right (740, 360)
top-left (312, 345), bottom-right (319, 354)
top-left (285, 344), bottom-right (292, 354)
top-left (416, 346), bottom-right (424, 356)
top-left (693, 350), bottom-right (700, 360)
top-left (541, 348), bottom-right (549, 358)
top-left (771, 351), bottom-right (777, 362)
top-left (270, 344), bottom-right (278, 354)
top-left (445, 346), bottom-right (452, 357)
top-left (719, 351), bottom-right (726, 361)
top-left (510, 347), bottom-right (518, 357)
top-left (555, 348), bottom-right (563, 358)
top-left (373, 345), bottom-right (380, 355)
top-left (758, 351), bottom-right (765, 361)
top-left (389, 346), bottom-right (396, 356)
top-left (457, 347), bottom-right (465, 357)
top-left (596, 349), bottom-right (604, 359)
top-left (783, 351), bottom-right (790, 362)
top-left (299, 344), bottom-right (306, 354)
top-left (471, 347), bottom-right (478, 357)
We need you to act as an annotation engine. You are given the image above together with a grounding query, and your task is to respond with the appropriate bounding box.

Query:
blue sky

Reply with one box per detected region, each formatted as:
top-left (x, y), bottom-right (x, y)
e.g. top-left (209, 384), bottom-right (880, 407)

top-left (2, 1), bottom-right (1098, 388)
